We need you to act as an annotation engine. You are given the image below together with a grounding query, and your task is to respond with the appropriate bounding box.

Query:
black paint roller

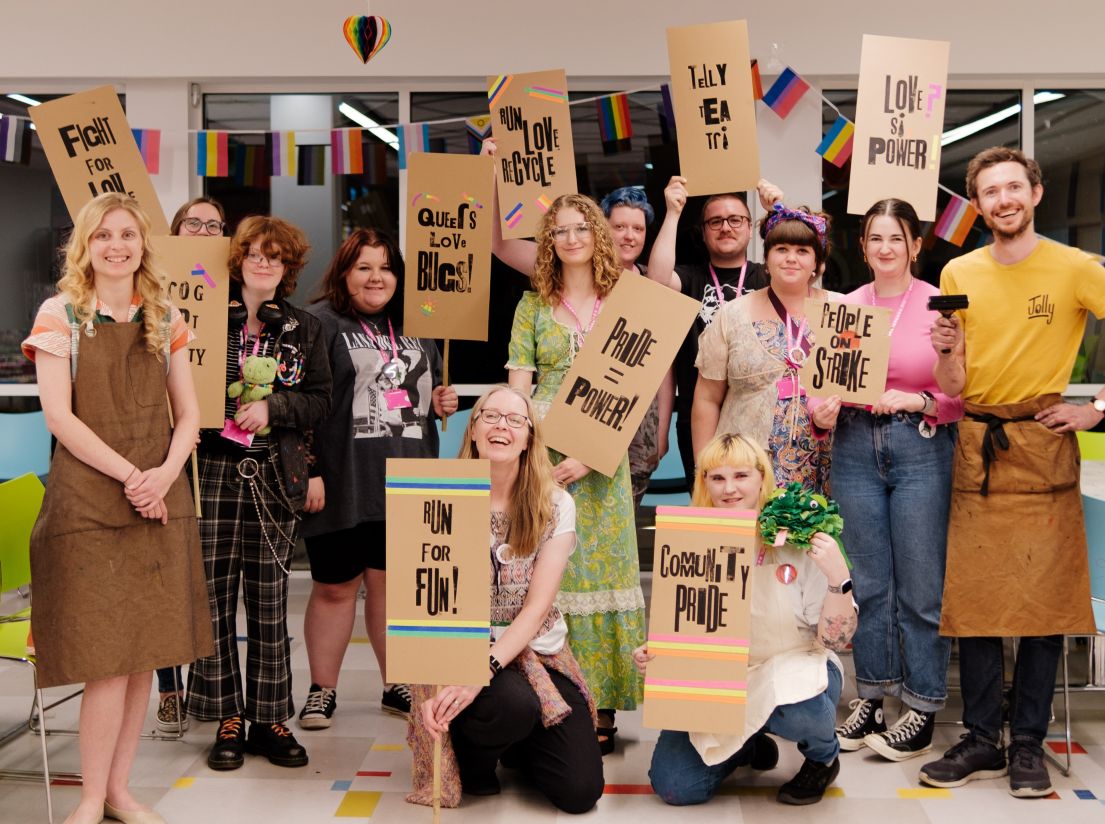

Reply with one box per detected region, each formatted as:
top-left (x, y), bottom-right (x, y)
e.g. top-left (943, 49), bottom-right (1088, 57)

top-left (927, 294), bottom-right (969, 354)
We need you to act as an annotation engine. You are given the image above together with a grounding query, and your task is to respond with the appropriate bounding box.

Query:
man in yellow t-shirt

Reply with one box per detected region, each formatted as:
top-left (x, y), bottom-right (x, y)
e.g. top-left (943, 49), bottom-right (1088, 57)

top-left (922, 147), bottom-right (1105, 799)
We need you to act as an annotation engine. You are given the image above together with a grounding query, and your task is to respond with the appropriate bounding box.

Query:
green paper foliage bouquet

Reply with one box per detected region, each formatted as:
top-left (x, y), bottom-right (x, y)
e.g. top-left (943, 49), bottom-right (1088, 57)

top-left (758, 482), bottom-right (852, 568)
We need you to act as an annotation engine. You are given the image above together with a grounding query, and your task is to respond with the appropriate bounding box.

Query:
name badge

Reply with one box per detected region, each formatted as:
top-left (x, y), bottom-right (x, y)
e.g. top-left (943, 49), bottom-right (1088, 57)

top-left (220, 418), bottom-right (255, 447)
top-left (384, 388), bottom-right (412, 410)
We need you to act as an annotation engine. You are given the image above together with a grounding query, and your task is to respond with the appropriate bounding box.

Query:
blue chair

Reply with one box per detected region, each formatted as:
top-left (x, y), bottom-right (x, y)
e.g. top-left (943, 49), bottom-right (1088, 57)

top-left (0, 411), bottom-right (51, 481)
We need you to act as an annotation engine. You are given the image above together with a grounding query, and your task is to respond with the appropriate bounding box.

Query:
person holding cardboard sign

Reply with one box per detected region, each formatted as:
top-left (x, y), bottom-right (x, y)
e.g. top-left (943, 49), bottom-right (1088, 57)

top-left (407, 387), bottom-right (604, 813)
top-left (636, 433), bottom-right (854, 806)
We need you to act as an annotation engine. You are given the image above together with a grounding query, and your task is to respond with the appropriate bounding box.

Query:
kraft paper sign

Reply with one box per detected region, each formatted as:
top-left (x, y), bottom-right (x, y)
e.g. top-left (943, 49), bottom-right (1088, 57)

top-left (385, 458), bottom-right (491, 687)
top-left (540, 275), bottom-right (699, 477)
top-left (665, 20), bottom-right (760, 196)
top-left (643, 506), bottom-right (757, 734)
top-left (799, 299), bottom-right (891, 406)
top-left (847, 35), bottom-right (950, 221)
top-left (151, 237), bottom-right (230, 429)
top-left (403, 153), bottom-right (494, 341)
top-left (487, 69), bottom-right (577, 239)
top-left (30, 86), bottom-right (170, 234)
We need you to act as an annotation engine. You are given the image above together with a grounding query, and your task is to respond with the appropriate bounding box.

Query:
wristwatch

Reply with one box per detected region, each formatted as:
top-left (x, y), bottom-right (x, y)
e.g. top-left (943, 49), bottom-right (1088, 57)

top-left (827, 579), bottom-right (853, 595)
top-left (1093, 398), bottom-right (1105, 413)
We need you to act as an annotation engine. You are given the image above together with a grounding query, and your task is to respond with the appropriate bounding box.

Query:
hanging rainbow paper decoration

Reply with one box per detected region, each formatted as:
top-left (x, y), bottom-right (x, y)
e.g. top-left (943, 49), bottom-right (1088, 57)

top-left (342, 15), bottom-right (392, 64)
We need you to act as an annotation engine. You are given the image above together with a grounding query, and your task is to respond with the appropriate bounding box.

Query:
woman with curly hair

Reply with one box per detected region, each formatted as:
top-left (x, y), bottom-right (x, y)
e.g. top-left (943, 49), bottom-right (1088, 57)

top-left (501, 193), bottom-right (644, 755)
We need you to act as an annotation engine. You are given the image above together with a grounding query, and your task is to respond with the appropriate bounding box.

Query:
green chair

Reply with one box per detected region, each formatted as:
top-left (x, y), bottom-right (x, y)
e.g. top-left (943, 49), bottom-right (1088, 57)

top-left (1077, 430), bottom-right (1105, 461)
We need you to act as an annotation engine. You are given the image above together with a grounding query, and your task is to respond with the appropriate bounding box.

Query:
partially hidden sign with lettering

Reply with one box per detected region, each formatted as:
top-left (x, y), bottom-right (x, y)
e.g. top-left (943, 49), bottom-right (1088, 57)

top-left (385, 458), bottom-right (491, 687)
top-left (643, 506), bottom-right (757, 734)
top-left (151, 237), bottom-right (230, 429)
top-left (539, 275), bottom-right (699, 477)
top-left (846, 35), bottom-right (950, 221)
top-left (799, 299), bottom-right (891, 407)
top-left (665, 20), bottom-right (760, 196)
top-left (403, 153), bottom-right (494, 340)
top-left (30, 86), bottom-right (170, 234)
top-left (487, 69), bottom-right (577, 239)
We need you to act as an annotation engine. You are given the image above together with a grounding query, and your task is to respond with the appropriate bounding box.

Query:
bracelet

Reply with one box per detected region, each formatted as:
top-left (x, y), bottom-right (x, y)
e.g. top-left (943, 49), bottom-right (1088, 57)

top-left (489, 653), bottom-right (503, 677)
top-left (123, 465), bottom-right (139, 485)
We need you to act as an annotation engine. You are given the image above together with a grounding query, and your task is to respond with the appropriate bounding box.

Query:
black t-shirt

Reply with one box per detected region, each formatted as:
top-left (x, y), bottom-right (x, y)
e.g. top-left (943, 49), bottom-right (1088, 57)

top-left (673, 261), bottom-right (767, 417)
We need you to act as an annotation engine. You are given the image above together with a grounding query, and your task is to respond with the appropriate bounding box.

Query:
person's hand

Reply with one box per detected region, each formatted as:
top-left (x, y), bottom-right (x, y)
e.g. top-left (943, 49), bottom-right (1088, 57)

top-left (552, 458), bottom-right (589, 486)
top-left (811, 395), bottom-right (842, 430)
top-left (433, 385), bottom-right (459, 417)
top-left (870, 389), bottom-right (926, 416)
top-left (663, 176), bottom-right (689, 216)
top-left (631, 644), bottom-right (654, 678)
top-left (136, 498), bottom-right (169, 525)
top-left (235, 399), bottom-right (270, 433)
top-left (421, 684), bottom-right (483, 741)
top-left (480, 137), bottom-right (497, 158)
top-left (304, 476), bottom-right (326, 513)
top-left (930, 315), bottom-right (962, 357)
top-left (757, 179), bottom-right (784, 209)
top-left (125, 465), bottom-right (174, 510)
top-left (1036, 401), bottom-right (1105, 433)
top-left (807, 532), bottom-right (849, 587)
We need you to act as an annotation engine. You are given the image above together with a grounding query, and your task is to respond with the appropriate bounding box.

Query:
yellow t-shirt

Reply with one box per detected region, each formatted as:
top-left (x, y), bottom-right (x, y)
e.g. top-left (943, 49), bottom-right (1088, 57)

top-left (940, 239), bottom-right (1105, 404)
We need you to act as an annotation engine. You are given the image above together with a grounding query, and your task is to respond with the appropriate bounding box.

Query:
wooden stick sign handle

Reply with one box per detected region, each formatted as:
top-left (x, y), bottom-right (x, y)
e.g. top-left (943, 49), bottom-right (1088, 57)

top-left (432, 716), bottom-right (442, 824)
top-left (440, 339), bottom-right (451, 433)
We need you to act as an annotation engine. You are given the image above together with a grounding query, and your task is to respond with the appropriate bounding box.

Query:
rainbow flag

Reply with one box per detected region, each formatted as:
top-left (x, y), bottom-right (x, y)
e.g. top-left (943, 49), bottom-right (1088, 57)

top-left (465, 114), bottom-right (493, 154)
top-left (487, 75), bottom-right (513, 109)
top-left (934, 194), bottom-right (979, 246)
top-left (658, 83), bottom-right (676, 143)
top-left (596, 93), bottom-right (633, 152)
top-left (196, 130), bottom-right (229, 177)
top-left (750, 59), bottom-right (763, 101)
top-left (762, 67), bottom-right (810, 118)
top-left (331, 128), bottom-right (364, 175)
top-left (816, 115), bottom-right (855, 168)
top-left (397, 123), bottom-right (429, 171)
top-left (0, 116), bottom-right (31, 164)
top-left (131, 128), bottom-right (160, 174)
top-left (297, 145), bottom-right (326, 186)
top-left (266, 130), bottom-right (296, 177)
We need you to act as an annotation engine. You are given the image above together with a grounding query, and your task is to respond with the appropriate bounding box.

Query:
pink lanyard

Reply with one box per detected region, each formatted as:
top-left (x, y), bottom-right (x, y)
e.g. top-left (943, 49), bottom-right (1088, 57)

top-left (866, 277), bottom-right (915, 337)
top-left (766, 287), bottom-right (810, 369)
top-left (358, 316), bottom-right (399, 364)
top-left (238, 324), bottom-right (263, 375)
top-left (708, 261), bottom-right (748, 306)
top-left (560, 296), bottom-right (602, 336)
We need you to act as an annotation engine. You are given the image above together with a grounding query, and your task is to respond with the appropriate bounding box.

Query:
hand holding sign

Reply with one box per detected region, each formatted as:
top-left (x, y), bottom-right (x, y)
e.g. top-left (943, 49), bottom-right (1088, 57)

top-left (800, 299), bottom-right (892, 407)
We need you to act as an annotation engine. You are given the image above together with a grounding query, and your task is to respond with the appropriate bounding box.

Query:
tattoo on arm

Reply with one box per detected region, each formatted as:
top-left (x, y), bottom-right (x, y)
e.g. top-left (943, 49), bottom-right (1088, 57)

top-left (818, 612), bottom-right (858, 652)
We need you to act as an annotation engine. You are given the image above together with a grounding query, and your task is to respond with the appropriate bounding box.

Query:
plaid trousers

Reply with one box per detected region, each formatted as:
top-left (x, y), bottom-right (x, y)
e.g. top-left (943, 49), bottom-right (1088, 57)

top-left (186, 449), bottom-right (300, 724)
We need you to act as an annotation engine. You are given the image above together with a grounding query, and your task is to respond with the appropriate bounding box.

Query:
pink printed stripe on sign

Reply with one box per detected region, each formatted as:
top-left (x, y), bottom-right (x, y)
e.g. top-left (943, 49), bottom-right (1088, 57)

top-left (648, 634), bottom-right (748, 646)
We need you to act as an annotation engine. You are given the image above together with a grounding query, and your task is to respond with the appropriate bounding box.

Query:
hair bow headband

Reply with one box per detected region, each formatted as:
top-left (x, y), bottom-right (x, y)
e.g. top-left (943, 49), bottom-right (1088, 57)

top-left (765, 204), bottom-right (828, 250)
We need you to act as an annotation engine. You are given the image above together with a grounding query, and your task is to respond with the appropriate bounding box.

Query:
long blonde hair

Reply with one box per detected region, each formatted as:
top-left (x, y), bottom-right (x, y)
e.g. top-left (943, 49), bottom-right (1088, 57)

top-left (57, 193), bottom-right (170, 359)
top-left (532, 193), bottom-right (623, 304)
top-left (459, 386), bottom-right (556, 558)
top-left (691, 433), bottom-right (776, 509)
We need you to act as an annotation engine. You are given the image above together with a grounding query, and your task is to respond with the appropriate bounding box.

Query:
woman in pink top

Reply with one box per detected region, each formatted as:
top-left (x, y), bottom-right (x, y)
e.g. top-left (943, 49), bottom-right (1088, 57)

top-left (809, 198), bottom-right (962, 763)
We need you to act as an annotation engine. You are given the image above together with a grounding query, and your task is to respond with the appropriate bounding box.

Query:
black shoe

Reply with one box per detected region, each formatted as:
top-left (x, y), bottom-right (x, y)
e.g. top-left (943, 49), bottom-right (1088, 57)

top-left (864, 708), bottom-right (935, 762)
top-left (919, 733), bottom-right (1007, 788)
top-left (207, 716), bottom-right (246, 771)
top-left (749, 733), bottom-right (779, 771)
top-left (381, 684), bottom-right (411, 718)
top-left (298, 683), bottom-right (337, 730)
top-left (246, 721), bottom-right (309, 767)
top-left (836, 698), bottom-right (885, 752)
top-left (1008, 742), bottom-right (1052, 798)
top-left (777, 757), bottom-right (840, 805)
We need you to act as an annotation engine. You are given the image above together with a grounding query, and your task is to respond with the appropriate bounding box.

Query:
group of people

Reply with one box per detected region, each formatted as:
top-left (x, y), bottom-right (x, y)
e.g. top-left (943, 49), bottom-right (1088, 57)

top-left (21, 143), bottom-right (1105, 823)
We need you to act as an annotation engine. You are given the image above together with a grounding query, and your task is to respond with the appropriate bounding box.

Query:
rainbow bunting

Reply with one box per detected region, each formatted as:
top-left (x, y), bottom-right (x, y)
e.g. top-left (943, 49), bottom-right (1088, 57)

top-left (130, 128), bottom-right (160, 174)
top-left (534, 194), bottom-right (553, 213)
top-left (267, 130), bottom-right (297, 177)
top-left (658, 83), bottom-right (676, 143)
top-left (934, 195), bottom-right (980, 246)
top-left (0, 116), bottom-right (31, 164)
top-left (465, 114), bottom-right (493, 154)
top-left (487, 75), bottom-right (513, 109)
top-left (762, 67), bottom-right (810, 118)
top-left (526, 85), bottom-right (568, 104)
top-left (596, 93), bottom-right (633, 151)
top-left (331, 128), bottom-right (364, 175)
top-left (196, 131), bottom-right (229, 177)
top-left (816, 115), bottom-right (855, 168)
top-left (750, 59), bottom-right (764, 101)
top-left (397, 123), bottom-right (429, 171)
top-left (297, 144), bottom-right (326, 186)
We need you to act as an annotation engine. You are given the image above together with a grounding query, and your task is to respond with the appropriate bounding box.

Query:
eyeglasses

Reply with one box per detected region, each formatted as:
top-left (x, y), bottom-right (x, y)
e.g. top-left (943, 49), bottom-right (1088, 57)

top-left (704, 215), bottom-right (750, 231)
top-left (245, 250), bottom-right (284, 268)
top-left (477, 409), bottom-right (531, 429)
top-left (552, 223), bottom-right (592, 243)
top-left (181, 217), bottom-right (225, 235)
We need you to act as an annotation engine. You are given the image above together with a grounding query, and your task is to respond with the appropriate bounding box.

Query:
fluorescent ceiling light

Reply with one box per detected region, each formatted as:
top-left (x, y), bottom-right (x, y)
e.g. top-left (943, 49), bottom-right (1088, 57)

top-left (7, 93), bottom-right (41, 106)
top-left (338, 102), bottom-right (398, 151)
top-left (941, 91), bottom-right (1065, 147)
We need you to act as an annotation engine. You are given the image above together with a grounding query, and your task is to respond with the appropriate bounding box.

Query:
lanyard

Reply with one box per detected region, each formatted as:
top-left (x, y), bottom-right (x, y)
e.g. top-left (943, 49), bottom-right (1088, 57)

top-left (358, 316), bottom-right (399, 364)
top-left (766, 287), bottom-right (810, 368)
top-left (238, 323), bottom-right (263, 375)
top-left (708, 261), bottom-right (748, 306)
top-left (866, 277), bottom-right (915, 337)
top-left (560, 296), bottom-right (602, 336)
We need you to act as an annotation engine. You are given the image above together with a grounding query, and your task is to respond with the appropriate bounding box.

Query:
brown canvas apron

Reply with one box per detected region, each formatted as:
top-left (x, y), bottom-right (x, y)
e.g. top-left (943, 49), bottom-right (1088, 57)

top-left (940, 394), bottom-right (1095, 637)
top-left (30, 320), bottom-right (213, 688)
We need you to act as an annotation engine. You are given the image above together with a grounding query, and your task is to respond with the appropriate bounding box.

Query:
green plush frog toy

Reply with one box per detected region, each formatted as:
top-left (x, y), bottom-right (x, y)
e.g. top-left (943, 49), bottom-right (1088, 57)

top-left (228, 355), bottom-right (277, 435)
top-left (758, 482), bottom-right (852, 569)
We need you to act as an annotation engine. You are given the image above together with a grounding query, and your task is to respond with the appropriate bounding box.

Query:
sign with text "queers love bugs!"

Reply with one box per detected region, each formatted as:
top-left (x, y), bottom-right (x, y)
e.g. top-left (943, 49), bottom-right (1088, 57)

top-left (643, 506), bottom-right (757, 734)
top-left (385, 458), bottom-right (491, 687)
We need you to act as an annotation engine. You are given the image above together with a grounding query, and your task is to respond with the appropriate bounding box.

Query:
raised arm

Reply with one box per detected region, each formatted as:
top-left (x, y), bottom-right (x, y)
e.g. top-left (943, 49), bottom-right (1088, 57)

top-left (484, 138), bottom-right (538, 278)
top-left (646, 176), bottom-right (687, 291)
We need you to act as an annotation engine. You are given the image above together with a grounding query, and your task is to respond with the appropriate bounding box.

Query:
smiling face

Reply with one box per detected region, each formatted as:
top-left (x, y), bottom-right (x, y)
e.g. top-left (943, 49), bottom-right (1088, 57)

top-left (704, 463), bottom-right (765, 510)
top-left (701, 196), bottom-right (752, 263)
top-left (863, 214), bottom-right (920, 282)
top-left (240, 240), bottom-right (286, 299)
top-left (765, 241), bottom-right (818, 291)
top-left (471, 389), bottom-right (532, 465)
top-left (89, 208), bottom-right (143, 282)
top-left (552, 206), bottom-right (595, 267)
top-left (179, 202), bottom-right (224, 236)
top-left (607, 205), bottom-right (647, 269)
top-left (346, 244), bottom-right (397, 315)
top-left (972, 161), bottom-right (1042, 241)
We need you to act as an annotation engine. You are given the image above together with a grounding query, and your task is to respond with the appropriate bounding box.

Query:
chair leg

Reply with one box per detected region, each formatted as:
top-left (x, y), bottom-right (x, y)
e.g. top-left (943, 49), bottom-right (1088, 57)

top-left (1043, 636), bottom-right (1073, 777)
top-left (36, 686), bottom-right (53, 824)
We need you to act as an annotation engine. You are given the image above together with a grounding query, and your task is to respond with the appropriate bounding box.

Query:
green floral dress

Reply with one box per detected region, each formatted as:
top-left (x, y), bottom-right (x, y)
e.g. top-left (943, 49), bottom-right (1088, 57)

top-left (507, 291), bottom-right (644, 710)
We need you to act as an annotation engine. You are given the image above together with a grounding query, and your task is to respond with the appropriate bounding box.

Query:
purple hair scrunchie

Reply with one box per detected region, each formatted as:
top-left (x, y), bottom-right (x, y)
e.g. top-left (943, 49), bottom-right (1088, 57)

top-left (765, 204), bottom-right (828, 250)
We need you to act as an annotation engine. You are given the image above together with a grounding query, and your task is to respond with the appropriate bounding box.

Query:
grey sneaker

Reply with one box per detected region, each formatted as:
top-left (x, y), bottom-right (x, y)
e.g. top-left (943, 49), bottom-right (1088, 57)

top-left (836, 698), bottom-right (885, 751)
top-left (919, 733), bottom-right (1008, 788)
top-left (381, 683), bottom-right (411, 718)
top-left (155, 693), bottom-right (189, 733)
top-left (298, 683), bottom-right (337, 730)
top-left (1008, 742), bottom-right (1052, 798)
top-left (864, 708), bottom-right (934, 761)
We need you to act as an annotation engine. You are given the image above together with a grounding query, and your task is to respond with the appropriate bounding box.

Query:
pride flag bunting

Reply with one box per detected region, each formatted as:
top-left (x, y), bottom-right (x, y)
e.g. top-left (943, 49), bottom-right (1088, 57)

top-left (397, 123), bottom-right (429, 171)
top-left (750, 60), bottom-right (764, 101)
top-left (267, 130), bottom-right (297, 177)
top-left (658, 83), bottom-right (676, 143)
top-left (465, 114), bottom-right (493, 154)
top-left (597, 93), bottom-right (633, 152)
top-left (297, 145), bottom-right (327, 186)
top-left (816, 115), bottom-right (855, 167)
top-left (196, 131), bottom-right (229, 177)
top-left (0, 116), bottom-right (31, 164)
top-left (934, 194), bottom-right (979, 246)
top-left (131, 128), bottom-right (160, 174)
top-left (762, 67), bottom-right (810, 118)
top-left (331, 128), bottom-right (364, 175)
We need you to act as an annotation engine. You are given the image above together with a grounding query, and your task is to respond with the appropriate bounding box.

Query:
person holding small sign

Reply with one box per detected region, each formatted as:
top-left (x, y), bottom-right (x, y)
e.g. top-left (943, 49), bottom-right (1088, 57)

top-left (408, 386), bottom-right (604, 813)
top-left (635, 433), bottom-right (855, 806)
top-left (299, 229), bottom-right (457, 727)
top-left (807, 199), bottom-right (963, 761)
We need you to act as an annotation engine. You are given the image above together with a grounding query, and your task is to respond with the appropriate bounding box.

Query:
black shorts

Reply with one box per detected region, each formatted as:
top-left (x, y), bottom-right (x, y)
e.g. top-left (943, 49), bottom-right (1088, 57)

top-left (304, 520), bottom-right (386, 583)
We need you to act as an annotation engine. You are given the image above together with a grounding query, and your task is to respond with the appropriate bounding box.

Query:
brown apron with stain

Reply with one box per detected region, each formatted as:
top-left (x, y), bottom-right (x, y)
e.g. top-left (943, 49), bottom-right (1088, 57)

top-left (30, 320), bottom-right (214, 688)
top-left (940, 394), bottom-right (1095, 637)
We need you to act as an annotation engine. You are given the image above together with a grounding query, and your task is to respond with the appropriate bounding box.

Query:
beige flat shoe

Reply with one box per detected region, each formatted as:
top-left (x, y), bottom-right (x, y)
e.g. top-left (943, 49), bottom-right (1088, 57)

top-left (103, 801), bottom-right (166, 824)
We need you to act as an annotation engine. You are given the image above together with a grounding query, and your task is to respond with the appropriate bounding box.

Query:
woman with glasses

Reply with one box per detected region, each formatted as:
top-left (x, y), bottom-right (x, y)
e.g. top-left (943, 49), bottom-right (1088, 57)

top-left (187, 216), bottom-right (332, 772)
top-left (503, 193), bottom-right (644, 755)
top-left (407, 386), bottom-right (604, 813)
top-left (170, 196), bottom-right (227, 237)
top-left (297, 229), bottom-right (457, 729)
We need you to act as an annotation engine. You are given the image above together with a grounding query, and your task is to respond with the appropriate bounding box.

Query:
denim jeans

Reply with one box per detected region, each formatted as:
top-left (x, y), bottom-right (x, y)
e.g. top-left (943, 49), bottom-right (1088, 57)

top-left (832, 409), bottom-right (954, 713)
top-left (649, 662), bottom-right (842, 805)
top-left (959, 635), bottom-right (1062, 746)
top-left (157, 666), bottom-right (185, 694)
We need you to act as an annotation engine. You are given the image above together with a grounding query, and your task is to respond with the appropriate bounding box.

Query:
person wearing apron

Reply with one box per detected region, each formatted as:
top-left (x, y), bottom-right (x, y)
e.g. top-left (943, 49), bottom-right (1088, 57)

top-left (22, 192), bottom-right (212, 824)
top-left (922, 147), bottom-right (1105, 798)
top-left (635, 434), bottom-right (855, 807)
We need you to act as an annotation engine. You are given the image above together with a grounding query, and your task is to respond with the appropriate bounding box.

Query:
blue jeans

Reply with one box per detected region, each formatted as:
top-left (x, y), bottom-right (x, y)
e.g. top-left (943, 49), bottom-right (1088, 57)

top-left (832, 409), bottom-right (954, 712)
top-left (157, 666), bottom-right (184, 694)
top-left (649, 662), bottom-right (842, 805)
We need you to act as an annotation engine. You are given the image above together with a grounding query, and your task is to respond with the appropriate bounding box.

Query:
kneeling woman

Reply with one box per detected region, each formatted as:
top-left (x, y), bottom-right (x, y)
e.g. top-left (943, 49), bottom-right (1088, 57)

top-left (407, 386), bottom-right (604, 814)
top-left (637, 434), bottom-right (855, 806)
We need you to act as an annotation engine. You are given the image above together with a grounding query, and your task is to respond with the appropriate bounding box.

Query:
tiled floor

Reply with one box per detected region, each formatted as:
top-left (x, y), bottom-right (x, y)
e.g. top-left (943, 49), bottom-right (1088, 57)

top-left (3, 573), bottom-right (1105, 823)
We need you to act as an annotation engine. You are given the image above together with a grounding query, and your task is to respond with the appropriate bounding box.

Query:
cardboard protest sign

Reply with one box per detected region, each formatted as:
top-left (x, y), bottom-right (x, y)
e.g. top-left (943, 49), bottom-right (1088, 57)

top-left (151, 237), bottom-right (230, 428)
top-left (643, 507), bottom-right (757, 734)
top-left (665, 20), bottom-right (760, 196)
top-left (30, 86), bottom-right (170, 234)
top-left (847, 35), bottom-right (950, 221)
top-left (487, 69), bottom-right (577, 239)
top-left (799, 299), bottom-right (891, 407)
top-left (403, 153), bottom-right (494, 341)
top-left (385, 458), bottom-right (491, 687)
